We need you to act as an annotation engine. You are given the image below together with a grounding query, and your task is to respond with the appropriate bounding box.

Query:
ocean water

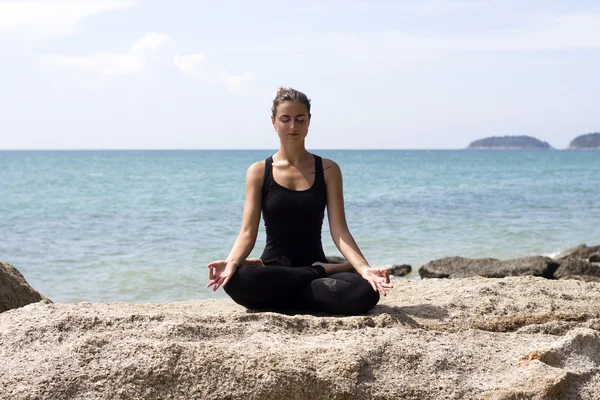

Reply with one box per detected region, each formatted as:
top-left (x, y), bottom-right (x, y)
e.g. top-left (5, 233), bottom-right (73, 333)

top-left (1, 150), bottom-right (598, 304)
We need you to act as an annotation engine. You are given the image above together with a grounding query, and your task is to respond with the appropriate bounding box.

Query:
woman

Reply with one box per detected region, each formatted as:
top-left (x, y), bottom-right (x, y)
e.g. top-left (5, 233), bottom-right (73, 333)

top-left (207, 87), bottom-right (393, 315)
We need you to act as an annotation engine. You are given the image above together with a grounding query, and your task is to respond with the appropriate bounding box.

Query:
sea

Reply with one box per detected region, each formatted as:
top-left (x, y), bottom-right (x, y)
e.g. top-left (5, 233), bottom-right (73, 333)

top-left (1, 150), bottom-right (599, 304)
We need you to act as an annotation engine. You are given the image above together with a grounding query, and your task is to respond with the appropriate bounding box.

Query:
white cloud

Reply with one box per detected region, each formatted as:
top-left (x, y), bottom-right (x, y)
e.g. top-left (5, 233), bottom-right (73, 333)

top-left (131, 33), bottom-right (176, 56)
top-left (42, 32), bottom-right (174, 76)
top-left (173, 53), bottom-right (208, 77)
top-left (174, 53), bottom-right (262, 94)
top-left (0, 0), bottom-right (137, 38)
top-left (218, 70), bottom-right (258, 93)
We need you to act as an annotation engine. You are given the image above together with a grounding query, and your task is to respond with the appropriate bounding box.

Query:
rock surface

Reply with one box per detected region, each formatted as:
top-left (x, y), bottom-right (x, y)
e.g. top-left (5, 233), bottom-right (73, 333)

top-left (2, 277), bottom-right (600, 399)
top-left (554, 258), bottom-right (600, 279)
top-left (0, 260), bottom-right (51, 313)
top-left (419, 256), bottom-right (558, 279)
top-left (388, 264), bottom-right (412, 277)
top-left (554, 244), bottom-right (600, 262)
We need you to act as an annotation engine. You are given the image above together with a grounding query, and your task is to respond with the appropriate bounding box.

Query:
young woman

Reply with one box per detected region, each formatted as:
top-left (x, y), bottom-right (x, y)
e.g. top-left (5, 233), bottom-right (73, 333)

top-left (207, 87), bottom-right (393, 315)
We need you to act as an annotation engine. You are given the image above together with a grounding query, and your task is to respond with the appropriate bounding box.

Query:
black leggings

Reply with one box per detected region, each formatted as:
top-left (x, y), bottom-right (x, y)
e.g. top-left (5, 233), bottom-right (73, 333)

top-left (223, 264), bottom-right (380, 315)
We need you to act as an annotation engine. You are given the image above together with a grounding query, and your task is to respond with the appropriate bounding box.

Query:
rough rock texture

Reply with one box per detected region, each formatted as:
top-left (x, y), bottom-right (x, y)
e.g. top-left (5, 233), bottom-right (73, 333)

top-left (2, 277), bottom-right (600, 400)
top-left (554, 244), bottom-right (600, 262)
top-left (554, 258), bottom-right (600, 279)
top-left (0, 260), bottom-right (51, 313)
top-left (560, 275), bottom-right (600, 283)
top-left (388, 264), bottom-right (411, 277)
top-left (419, 256), bottom-right (558, 279)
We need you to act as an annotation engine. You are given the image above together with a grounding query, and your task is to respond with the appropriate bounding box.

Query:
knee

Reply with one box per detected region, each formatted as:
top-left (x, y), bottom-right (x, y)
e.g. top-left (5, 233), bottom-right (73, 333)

top-left (353, 285), bottom-right (380, 314)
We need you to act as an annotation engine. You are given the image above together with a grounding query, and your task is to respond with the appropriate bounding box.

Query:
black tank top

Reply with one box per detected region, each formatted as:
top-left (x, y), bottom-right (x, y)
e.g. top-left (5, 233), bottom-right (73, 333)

top-left (259, 154), bottom-right (329, 267)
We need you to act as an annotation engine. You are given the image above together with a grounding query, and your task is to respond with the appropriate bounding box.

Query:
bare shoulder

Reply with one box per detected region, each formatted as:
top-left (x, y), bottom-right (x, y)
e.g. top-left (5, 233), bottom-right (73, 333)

top-left (246, 160), bottom-right (265, 184)
top-left (320, 157), bottom-right (342, 185)
top-left (321, 157), bottom-right (341, 174)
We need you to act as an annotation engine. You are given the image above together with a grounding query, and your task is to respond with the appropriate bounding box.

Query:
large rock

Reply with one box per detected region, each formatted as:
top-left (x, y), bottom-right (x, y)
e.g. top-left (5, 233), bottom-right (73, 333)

top-left (419, 256), bottom-right (558, 279)
top-left (589, 253), bottom-right (600, 263)
top-left (1, 260), bottom-right (50, 313)
top-left (2, 277), bottom-right (600, 399)
top-left (554, 244), bottom-right (600, 261)
top-left (554, 258), bottom-right (600, 279)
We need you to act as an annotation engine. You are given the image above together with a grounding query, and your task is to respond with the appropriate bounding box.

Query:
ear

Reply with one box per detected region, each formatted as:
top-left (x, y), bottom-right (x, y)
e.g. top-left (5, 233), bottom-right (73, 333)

top-left (271, 115), bottom-right (276, 129)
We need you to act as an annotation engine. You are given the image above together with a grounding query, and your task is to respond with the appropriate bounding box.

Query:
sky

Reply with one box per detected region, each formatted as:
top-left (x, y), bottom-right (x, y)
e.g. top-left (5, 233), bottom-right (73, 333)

top-left (0, 0), bottom-right (599, 150)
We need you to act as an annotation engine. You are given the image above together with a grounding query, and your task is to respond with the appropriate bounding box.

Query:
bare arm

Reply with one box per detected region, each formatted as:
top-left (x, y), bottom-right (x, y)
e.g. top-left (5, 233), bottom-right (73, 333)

top-left (323, 159), bottom-right (371, 274)
top-left (225, 161), bottom-right (264, 267)
top-left (324, 159), bottom-right (392, 295)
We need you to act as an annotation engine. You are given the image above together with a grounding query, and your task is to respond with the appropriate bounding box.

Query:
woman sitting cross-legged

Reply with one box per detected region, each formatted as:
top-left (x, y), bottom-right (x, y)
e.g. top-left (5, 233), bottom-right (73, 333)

top-left (206, 87), bottom-right (393, 315)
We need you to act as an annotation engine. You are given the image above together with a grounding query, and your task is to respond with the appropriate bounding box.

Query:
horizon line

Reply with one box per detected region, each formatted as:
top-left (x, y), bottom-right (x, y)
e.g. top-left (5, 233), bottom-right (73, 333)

top-left (0, 148), bottom-right (587, 152)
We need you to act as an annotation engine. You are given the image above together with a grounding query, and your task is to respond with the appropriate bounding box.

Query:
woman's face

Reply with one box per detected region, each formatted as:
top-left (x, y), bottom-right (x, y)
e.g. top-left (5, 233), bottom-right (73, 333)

top-left (271, 101), bottom-right (310, 142)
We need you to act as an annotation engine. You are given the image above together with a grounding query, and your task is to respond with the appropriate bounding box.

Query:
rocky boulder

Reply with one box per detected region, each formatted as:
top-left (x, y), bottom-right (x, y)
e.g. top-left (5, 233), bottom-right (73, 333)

top-left (554, 244), bottom-right (600, 261)
top-left (2, 277), bottom-right (600, 399)
top-left (419, 256), bottom-right (558, 279)
top-left (554, 258), bottom-right (600, 279)
top-left (589, 253), bottom-right (600, 263)
top-left (1, 260), bottom-right (50, 313)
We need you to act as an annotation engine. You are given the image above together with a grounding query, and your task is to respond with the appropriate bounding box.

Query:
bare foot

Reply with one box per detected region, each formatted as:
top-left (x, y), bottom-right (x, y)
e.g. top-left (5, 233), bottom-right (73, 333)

top-left (244, 257), bottom-right (265, 269)
top-left (311, 261), bottom-right (355, 276)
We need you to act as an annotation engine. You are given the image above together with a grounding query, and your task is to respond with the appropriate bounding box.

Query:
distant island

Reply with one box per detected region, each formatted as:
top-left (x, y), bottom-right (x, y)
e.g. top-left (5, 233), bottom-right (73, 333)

top-left (467, 135), bottom-right (552, 150)
top-left (569, 133), bottom-right (600, 149)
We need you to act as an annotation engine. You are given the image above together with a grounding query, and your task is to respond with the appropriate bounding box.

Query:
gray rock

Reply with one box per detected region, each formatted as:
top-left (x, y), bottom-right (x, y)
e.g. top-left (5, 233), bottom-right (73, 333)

top-left (419, 256), bottom-right (559, 279)
top-left (589, 253), bottom-right (600, 263)
top-left (1, 260), bottom-right (51, 313)
top-left (554, 244), bottom-right (600, 261)
top-left (389, 264), bottom-right (412, 277)
top-left (554, 258), bottom-right (600, 279)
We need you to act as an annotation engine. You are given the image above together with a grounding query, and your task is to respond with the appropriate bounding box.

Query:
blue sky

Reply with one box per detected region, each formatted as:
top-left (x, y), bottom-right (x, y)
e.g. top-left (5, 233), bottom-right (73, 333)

top-left (1, 0), bottom-right (599, 149)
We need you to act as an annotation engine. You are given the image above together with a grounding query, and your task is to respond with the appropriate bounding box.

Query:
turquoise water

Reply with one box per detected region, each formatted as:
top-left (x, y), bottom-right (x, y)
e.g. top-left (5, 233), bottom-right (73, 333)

top-left (1, 150), bottom-right (598, 303)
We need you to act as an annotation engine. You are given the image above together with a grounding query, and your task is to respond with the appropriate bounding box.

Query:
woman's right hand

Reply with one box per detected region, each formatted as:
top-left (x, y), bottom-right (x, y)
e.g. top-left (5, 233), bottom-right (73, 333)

top-left (206, 260), bottom-right (238, 292)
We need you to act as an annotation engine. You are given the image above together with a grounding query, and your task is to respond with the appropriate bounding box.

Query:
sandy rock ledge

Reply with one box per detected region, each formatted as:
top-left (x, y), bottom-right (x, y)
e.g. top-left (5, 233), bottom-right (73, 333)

top-left (1, 277), bottom-right (600, 399)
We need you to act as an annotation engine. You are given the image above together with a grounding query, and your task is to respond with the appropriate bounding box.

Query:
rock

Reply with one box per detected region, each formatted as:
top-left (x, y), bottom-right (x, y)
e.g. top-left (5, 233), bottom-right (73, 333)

top-left (419, 256), bottom-right (558, 279)
top-left (467, 135), bottom-right (552, 149)
top-left (589, 253), bottom-right (600, 263)
top-left (1, 260), bottom-right (50, 313)
top-left (559, 275), bottom-right (600, 283)
top-left (554, 258), bottom-right (600, 279)
top-left (554, 244), bottom-right (600, 261)
top-left (389, 264), bottom-right (412, 276)
top-left (2, 277), bottom-right (600, 399)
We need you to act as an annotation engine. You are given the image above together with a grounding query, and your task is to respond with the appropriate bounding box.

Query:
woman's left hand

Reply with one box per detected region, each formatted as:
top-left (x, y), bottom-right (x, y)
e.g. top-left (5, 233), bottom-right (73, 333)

top-left (360, 268), bottom-right (394, 296)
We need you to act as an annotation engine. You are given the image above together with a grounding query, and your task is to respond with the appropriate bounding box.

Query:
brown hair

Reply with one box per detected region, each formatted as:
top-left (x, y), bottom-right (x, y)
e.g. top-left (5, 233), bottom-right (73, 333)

top-left (271, 87), bottom-right (311, 119)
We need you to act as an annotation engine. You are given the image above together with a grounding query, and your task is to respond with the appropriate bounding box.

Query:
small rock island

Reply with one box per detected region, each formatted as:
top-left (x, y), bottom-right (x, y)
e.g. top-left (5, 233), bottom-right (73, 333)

top-left (569, 132), bottom-right (600, 149)
top-left (467, 135), bottom-right (552, 149)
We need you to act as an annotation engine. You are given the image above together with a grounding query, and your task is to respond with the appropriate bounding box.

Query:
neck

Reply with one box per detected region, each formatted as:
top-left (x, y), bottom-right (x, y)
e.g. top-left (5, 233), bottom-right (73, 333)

top-left (274, 141), bottom-right (311, 166)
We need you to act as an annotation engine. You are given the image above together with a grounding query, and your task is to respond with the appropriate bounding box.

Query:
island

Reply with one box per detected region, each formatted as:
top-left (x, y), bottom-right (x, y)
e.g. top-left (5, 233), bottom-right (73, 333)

top-left (569, 132), bottom-right (600, 149)
top-left (467, 135), bottom-right (552, 149)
